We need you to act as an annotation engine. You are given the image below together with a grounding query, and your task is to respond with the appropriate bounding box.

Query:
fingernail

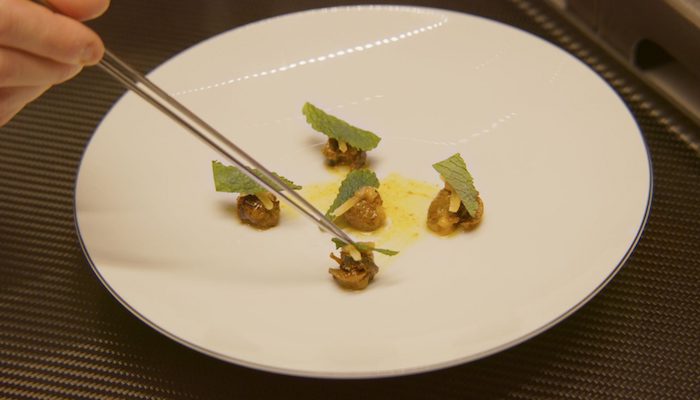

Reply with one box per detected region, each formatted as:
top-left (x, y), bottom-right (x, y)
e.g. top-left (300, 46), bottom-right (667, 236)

top-left (79, 43), bottom-right (101, 65)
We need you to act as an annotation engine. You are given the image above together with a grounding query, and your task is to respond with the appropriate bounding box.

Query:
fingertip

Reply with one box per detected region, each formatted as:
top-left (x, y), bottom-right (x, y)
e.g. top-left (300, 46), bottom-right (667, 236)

top-left (82, 0), bottom-right (110, 21)
top-left (31, 8), bottom-right (106, 66)
top-left (79, 38), bottom-right (104, 65)
top-left (47, 0), bottom-right (110, 21)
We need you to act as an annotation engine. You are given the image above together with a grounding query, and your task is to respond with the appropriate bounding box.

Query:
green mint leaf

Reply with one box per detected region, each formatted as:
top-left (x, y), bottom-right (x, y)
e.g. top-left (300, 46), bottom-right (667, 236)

top-left (371, 247), bottom-right (400, 256)
top-left (432, 153), bottom-right (480, 217)
top-left (302, 102), bottom-right (381, 151)
top-left (332, 238), bottom-right (399, 256)
top-left (331, 238), bottom-right (346, 249)
top-left (326, 169), bottom-right (379, 219)
top-left (212, 161), bottom-right (301, 195)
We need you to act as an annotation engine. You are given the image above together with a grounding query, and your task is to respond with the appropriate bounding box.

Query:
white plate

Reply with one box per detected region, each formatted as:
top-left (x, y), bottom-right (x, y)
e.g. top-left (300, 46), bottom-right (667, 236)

top-left (75, 6), bottom-right (651, 378)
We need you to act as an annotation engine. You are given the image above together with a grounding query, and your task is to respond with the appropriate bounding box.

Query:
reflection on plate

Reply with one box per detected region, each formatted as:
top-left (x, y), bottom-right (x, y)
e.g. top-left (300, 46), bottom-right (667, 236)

top-left (75, 6), bottom-right (651, 378)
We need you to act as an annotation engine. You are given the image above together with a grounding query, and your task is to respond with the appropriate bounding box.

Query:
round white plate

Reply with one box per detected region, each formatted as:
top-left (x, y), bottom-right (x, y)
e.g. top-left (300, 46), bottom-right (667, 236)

top-left (75, 6), bottom-right (651, 378)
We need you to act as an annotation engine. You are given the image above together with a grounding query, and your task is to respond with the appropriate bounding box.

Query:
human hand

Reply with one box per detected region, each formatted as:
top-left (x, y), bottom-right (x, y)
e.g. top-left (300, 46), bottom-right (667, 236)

top-left (0, 0), bottom-right (109, 126)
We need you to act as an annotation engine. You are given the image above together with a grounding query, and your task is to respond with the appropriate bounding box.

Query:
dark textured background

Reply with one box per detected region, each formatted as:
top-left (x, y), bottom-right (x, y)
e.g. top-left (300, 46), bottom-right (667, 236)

top-left (1, 1), bottom-right (698, 398)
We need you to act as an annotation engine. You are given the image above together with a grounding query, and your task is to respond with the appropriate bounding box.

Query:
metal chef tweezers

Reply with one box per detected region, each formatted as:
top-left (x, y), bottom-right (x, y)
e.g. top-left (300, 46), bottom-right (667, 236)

top-left (97, 49), bottom-right (356, 244)
top-left (34, 0), bottom-right (353, 244)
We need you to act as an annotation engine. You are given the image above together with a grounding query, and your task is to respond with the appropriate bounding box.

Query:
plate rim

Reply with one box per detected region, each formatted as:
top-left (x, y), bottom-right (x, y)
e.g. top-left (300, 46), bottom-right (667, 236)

top-left (73, 4), bottom-right (654, 378)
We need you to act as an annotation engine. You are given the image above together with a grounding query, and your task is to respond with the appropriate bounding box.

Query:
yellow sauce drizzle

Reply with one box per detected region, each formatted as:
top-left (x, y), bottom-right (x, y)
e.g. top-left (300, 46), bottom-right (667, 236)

top-left (376, 173), bottom-right (438, 249)
top-left (295, 173), bottom-right (439, 252)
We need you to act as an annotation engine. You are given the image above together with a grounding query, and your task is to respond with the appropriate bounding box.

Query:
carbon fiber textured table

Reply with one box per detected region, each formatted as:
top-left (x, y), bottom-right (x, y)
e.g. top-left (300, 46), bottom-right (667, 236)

top-left (1, 1), bottom-right (698, 398)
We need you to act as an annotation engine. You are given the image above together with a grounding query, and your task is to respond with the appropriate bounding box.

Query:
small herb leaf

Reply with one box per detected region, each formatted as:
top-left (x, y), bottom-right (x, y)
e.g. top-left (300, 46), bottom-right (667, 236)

top-left (326, 169), bottom-right (379, 219)
top-left (432, 153), bottom-right (479, 216)
top-left (332, 238), bottom-right (399, 256)
top-left (212, 161), bottom-right (300, 195)
top-left (302, 102), bottom-right (381, 151)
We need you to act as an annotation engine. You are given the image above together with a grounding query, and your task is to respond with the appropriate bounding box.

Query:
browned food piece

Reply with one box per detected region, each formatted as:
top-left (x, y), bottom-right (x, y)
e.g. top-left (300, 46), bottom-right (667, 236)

top-left (427, 189), bottom-right (460, 235)
top-left (236, 194), bottom-right (280, 229)
top-left (322, 138), bottom-right (366, 169)
top-left (328, 246), bottom-right (379, 290)
top-left (343, 186), bottom-right (386, 231)
top-left (427, 187), bottom-right (483, 235)
top-left (459, 196), bottom-right (484, 231)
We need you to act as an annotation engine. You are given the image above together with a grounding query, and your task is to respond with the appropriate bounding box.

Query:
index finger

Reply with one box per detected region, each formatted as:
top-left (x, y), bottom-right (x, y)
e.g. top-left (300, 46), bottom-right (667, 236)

top-left (0, 0), bottom-right (104, 65)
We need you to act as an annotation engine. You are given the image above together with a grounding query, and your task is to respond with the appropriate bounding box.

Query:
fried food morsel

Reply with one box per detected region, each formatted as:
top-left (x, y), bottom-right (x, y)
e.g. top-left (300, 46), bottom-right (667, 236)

top-left (322, 138), bottom-right (367, 169)
top-left (343, 186), bottom-right (386, 231)
top-left (236, 193), bottom-right (280, 229)
top-left (329, 245), bottom-right (379, 290)
top-left (427, 186), bottom-right (484, 235)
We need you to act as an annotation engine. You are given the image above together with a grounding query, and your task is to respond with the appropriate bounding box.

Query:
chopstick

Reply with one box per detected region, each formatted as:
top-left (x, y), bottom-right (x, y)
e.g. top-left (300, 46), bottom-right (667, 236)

top-left (97, 50), bottom-right (356, 245)
top-left (33, 0), bottom-right (355, 245)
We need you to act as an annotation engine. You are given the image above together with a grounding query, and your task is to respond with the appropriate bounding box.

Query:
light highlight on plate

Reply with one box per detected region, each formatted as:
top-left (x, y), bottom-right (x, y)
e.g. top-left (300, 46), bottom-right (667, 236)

top-left (174, 14), bottom-right (448, 96)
